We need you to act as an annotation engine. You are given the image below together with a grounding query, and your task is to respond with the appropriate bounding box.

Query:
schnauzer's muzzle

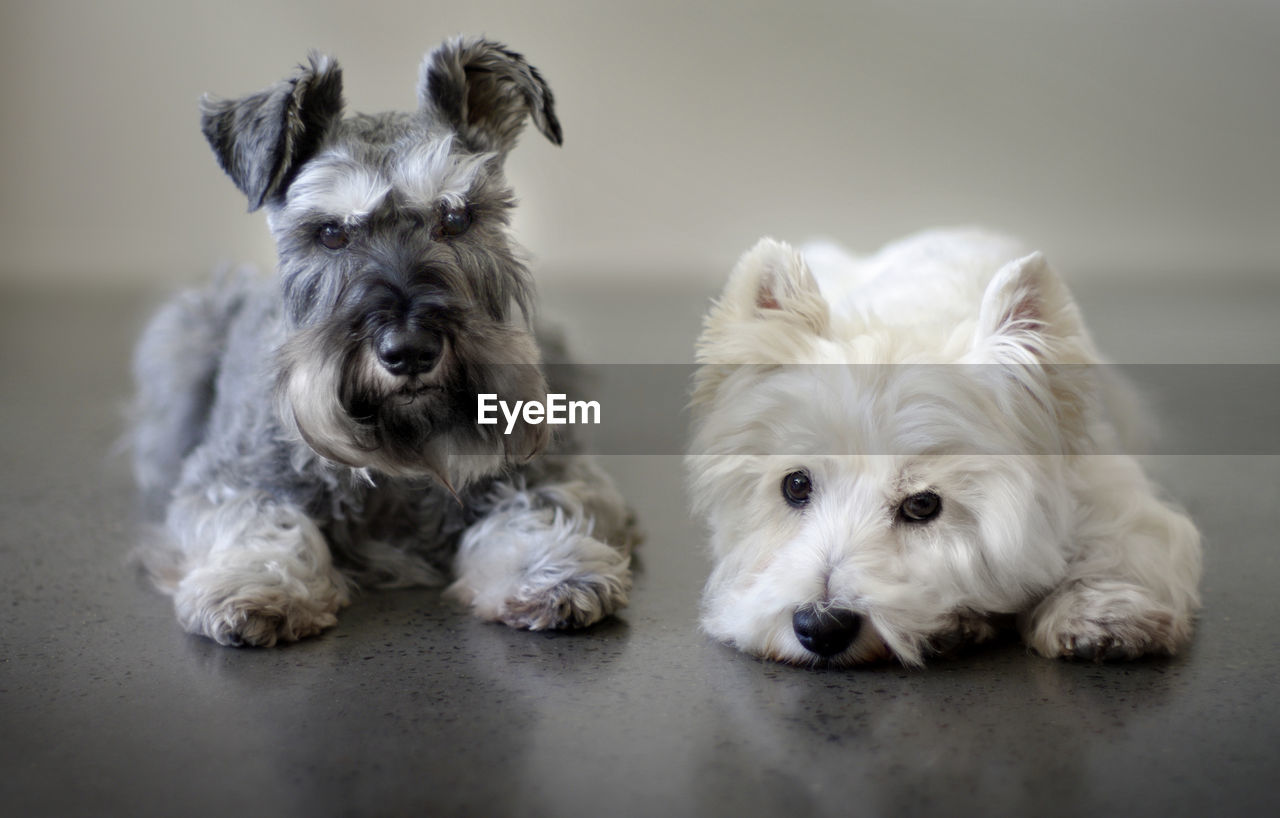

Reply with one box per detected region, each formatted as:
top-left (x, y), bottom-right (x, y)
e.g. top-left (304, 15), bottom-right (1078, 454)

top-left (342, 273), bottom-right (460, 380)
top-left (375, 323), bottom-right (445, 377)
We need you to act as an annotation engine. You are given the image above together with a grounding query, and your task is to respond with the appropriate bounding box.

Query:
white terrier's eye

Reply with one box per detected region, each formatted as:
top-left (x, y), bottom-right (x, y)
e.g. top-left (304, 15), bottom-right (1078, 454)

top-left (439, 205), bottom-right (472, 237)
top-left (899, 491), bottom-right (942, 523)
top-left (318, 223), bottom-right (350, 250)
top-left (781, 470), bottom-right (813, 508)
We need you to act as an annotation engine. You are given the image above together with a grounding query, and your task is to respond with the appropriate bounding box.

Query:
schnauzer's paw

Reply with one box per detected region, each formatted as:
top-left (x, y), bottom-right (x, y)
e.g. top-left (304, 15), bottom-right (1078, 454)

top-left (1023, 580), bottom-right (1188, 662)
top-left (449, 561), bottom-right (631, 631)
top-left (200, 600), bottom-right (340, 647)
top-left (927, 612), bottom-right (1000, 657)
top-left (450, 517), bottom-right (633, 630)
top-left (497, 571), bottom-right (631, 631)
top-left (174, 573), bottom-right (349, 647)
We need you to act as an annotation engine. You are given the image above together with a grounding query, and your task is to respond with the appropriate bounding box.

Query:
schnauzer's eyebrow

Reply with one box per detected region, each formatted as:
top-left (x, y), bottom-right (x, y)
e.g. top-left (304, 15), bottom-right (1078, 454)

top-left (287, 154), bottom-right (392, 222)
top-left (392, 137), bottom-right (494, 209)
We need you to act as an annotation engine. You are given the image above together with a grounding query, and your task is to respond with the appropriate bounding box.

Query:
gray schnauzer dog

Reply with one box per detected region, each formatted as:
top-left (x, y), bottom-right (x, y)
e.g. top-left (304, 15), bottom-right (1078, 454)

top-left (131, 37), bottom-right (636, 647)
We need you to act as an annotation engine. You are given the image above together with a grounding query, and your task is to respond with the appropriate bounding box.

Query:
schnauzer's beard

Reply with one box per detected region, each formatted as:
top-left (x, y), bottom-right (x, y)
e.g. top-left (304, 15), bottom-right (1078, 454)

top-left (275, 308), bottom-right (548, 489)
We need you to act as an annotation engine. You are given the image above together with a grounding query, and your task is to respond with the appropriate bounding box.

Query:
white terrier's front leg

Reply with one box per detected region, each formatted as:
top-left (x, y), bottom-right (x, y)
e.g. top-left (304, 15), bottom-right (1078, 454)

top-left (1022, 456), bottom-right (1202, 661)
top-left (447, 485), bottom-right (633, 630)
top-left (1024, 579), bottom-right (1188, 661)
top-left (157, 492), bottom-right (350, 647)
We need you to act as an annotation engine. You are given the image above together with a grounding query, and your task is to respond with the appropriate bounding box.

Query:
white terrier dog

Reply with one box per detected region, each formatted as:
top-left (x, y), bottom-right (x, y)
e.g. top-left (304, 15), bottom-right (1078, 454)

top-left (687, 230), bottom-right (1201, 666)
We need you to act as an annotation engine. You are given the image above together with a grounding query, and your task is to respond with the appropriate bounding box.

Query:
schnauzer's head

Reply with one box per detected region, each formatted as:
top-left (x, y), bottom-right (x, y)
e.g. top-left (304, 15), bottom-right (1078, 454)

top-left (688, 239), bottom-right (1096, 666)
top-left (201, 38), bottom-right (561, 486)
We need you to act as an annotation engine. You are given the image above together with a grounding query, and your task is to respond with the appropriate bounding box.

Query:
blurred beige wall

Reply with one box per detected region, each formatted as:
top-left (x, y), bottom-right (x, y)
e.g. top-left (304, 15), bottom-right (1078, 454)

top-left (2, 0), bottom-right (1278, 287)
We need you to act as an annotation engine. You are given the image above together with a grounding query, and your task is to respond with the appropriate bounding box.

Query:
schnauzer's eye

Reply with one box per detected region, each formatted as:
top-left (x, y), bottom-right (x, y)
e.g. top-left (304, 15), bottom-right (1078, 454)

top-left (439, 206), bottom-right (472, 237)
top-left (318, 223), bottom-right (350, 251)
top-left (899, 491), bottom-right (942, 523)
top-left (781, 470), bottom-right (813, 508)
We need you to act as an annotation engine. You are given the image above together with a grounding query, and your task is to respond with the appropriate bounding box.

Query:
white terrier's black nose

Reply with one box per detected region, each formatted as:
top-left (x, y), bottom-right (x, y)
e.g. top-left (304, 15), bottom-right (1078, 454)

top-left (792, 605), bottom-right (862, 657)
top-left (375, 326), bottom-right (443, 376)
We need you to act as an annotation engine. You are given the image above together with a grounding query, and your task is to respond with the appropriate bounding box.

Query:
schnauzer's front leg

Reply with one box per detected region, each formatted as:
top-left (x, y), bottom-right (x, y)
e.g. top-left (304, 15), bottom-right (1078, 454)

top-left (447, 468), bottom-right (635, 630)
top-left (1021, 456), bottom-right (1202, 661)
top-left (160, 491), bottom-right (350, 647)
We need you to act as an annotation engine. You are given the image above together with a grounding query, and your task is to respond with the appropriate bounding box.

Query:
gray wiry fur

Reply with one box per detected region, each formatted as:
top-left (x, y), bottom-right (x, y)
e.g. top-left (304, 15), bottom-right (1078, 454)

top-left (132, 38), bottom-right (637, 647)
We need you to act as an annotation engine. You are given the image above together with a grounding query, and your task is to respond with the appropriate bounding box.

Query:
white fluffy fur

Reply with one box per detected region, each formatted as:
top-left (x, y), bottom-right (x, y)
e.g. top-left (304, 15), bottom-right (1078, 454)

top-left (687, 230), bottom-right (1202, 666)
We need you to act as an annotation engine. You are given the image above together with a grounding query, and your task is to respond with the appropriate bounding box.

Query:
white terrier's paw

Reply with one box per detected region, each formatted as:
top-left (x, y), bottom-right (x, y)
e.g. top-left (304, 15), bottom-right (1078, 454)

top-left (1023, 580), bottom-right (1188, 662)
top-left (1053, 621), bottom-right (1166, 662)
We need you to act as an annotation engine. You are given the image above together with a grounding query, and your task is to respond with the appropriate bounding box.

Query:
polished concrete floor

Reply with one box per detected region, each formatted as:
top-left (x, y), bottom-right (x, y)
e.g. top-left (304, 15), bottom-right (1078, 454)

top-left (2, 277), bottom-right (1278, 817)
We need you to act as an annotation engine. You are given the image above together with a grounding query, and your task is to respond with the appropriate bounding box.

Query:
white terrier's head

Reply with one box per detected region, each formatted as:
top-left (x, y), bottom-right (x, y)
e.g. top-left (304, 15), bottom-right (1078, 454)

top-left (687, 238), bottom-right (1098, 666)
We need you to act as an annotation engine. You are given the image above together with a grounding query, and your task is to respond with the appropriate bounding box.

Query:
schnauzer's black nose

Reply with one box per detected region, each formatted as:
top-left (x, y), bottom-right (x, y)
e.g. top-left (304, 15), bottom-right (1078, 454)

top-left (792, 605), bottom-right (862, 657)
top-left (375, 326), bottom-right (444, 376)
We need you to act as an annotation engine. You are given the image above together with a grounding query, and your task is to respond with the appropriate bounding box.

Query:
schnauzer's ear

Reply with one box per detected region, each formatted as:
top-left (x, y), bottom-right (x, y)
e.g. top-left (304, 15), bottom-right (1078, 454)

top-left (201, 54), bottom-right (345, 211)
top-left (974, 251), bottom-right (1083, 363)
top-left (417, 37), bottom-right (562, 154)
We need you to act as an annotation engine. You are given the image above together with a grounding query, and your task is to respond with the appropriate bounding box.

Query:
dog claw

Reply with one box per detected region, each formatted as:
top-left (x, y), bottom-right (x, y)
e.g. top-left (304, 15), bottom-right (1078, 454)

top-left (1103, 642), bottom-right (1133, 661)
top-left (1067, 636), bottom-right (1101, 661)
top-left (927, 629), bottom-right (966, 656)
top-left (1064, 634), bottom-right (1142, 663)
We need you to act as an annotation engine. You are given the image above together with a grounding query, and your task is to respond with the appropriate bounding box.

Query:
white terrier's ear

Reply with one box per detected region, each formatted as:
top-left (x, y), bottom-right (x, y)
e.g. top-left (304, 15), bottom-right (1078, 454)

top-left (694, 240), bottom-right (830, 388)
top-left (974, 251), bottom-right (1082, 363)
top-left (973, 251), bottom-right (1095, 449)
top-left (719, 238), bottom-right (830, 334)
